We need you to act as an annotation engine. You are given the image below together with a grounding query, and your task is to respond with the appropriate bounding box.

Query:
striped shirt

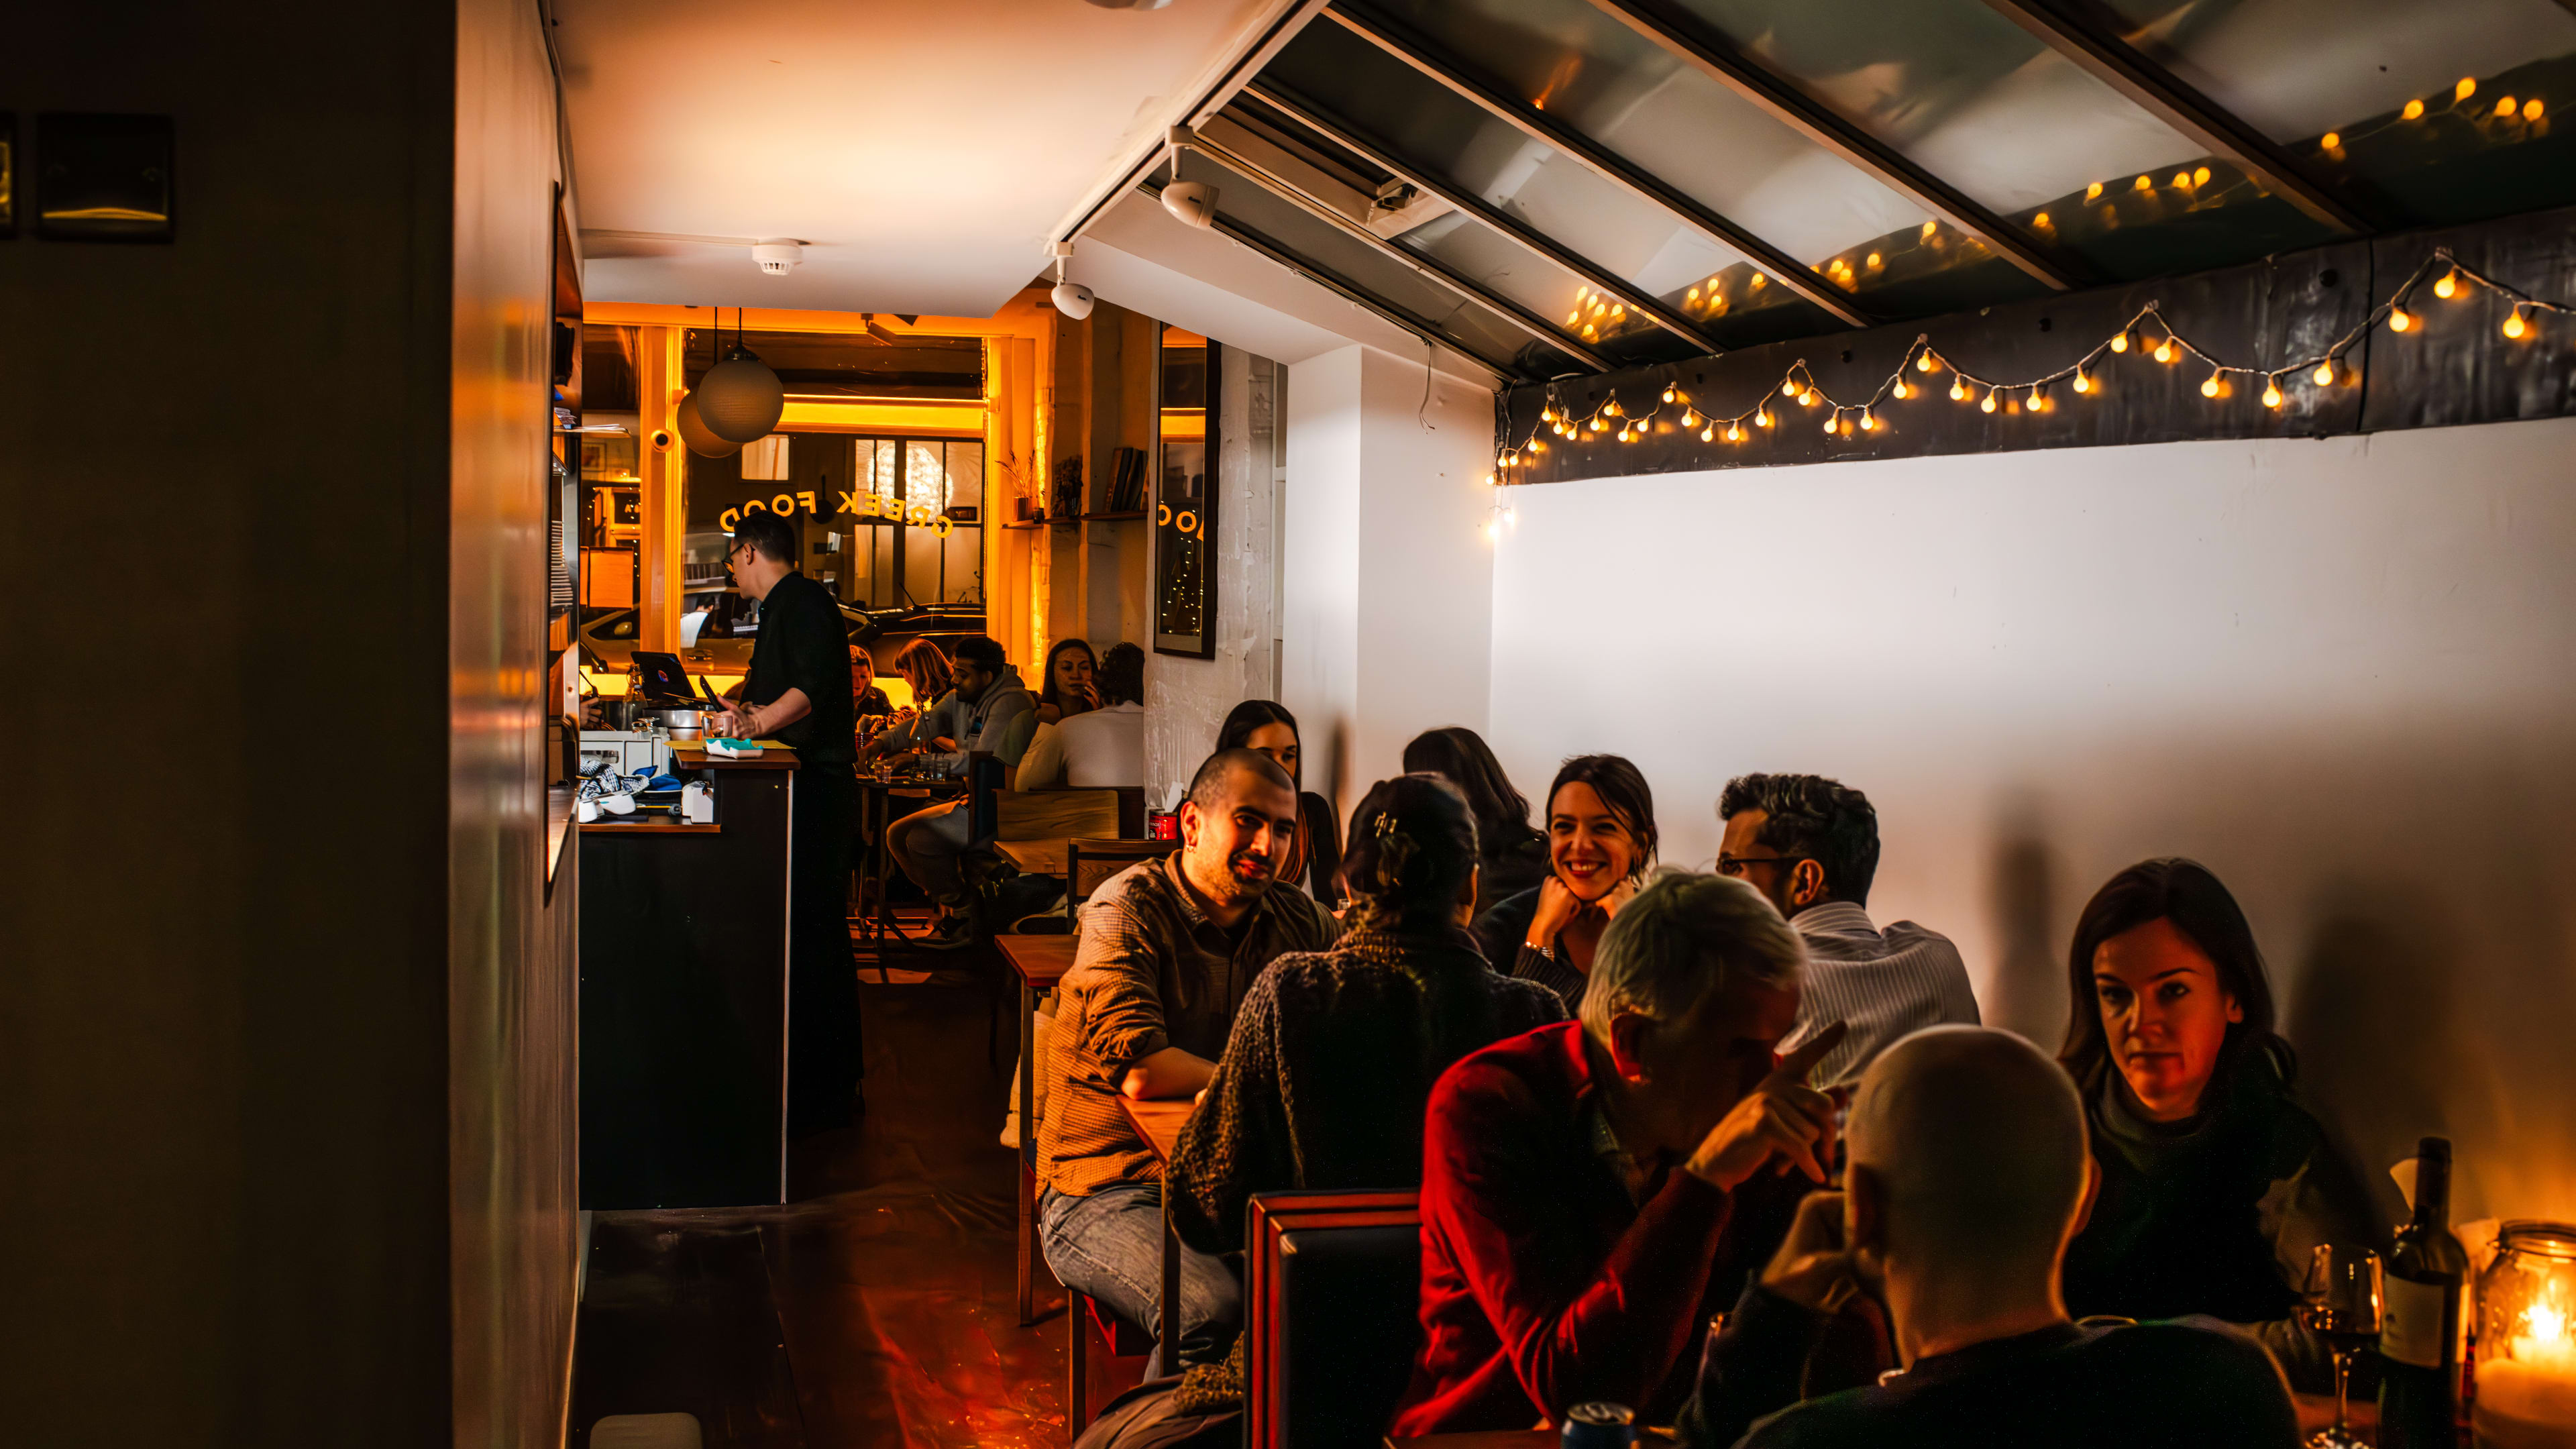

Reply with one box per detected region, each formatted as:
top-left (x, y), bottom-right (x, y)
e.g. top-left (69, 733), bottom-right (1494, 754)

top-left (1037, 852), bottom-right (1340, 1197)
top-left (1777, 900), bottom-right (1980, 1088)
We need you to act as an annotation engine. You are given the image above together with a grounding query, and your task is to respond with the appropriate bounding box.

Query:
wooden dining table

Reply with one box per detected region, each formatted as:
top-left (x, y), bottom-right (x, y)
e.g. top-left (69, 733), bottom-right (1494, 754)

top-left (997, 932), bottom-right (1077, 1326)
top-left (1118, 1095), bottom-right (1196, 1361)
top-left (994, 836), bottom-right (1069, 877)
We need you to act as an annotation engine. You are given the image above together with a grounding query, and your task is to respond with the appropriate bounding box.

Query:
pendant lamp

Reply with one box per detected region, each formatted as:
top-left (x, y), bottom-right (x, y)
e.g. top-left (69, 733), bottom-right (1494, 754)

top-left (676, 392), bottom-right (739, 458)
top-left (695, 307), bottom-right (785, 443)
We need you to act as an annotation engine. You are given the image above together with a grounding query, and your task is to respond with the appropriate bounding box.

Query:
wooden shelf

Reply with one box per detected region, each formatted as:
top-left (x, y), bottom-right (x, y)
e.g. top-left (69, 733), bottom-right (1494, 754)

top-left (1079, 511), bottom-right (1146, 521)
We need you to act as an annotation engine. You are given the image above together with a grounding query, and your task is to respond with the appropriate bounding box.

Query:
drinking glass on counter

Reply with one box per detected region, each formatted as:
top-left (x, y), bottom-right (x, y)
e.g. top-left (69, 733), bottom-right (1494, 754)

top-left (2303, 1244), bottom-right (2385, 1449)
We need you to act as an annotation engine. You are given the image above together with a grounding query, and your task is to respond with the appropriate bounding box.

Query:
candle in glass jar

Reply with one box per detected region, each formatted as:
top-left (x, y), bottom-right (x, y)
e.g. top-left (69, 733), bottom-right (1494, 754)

top-left (2478, 1290), bottom-right (2576, 1449)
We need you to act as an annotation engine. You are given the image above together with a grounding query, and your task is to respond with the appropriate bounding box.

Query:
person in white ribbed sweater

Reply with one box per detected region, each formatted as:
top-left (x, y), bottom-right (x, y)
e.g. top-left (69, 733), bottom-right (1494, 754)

top-left (1715, 773), bottom-right (1980, 1088)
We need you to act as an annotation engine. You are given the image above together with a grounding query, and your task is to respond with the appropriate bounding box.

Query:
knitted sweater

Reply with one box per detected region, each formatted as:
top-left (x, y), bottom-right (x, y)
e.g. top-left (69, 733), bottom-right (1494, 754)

top-left (1162, 922), bottom-right (1566, 1411)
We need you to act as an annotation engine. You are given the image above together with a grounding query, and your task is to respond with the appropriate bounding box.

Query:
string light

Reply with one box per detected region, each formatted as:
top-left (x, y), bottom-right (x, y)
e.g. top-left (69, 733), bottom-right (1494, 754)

top-left (1493, 250), bottom-right (2567, 473)
top-left (2457, 77), bottom-right (2477, 101)
top-left (2403, 99), bottom-right (2425, 120)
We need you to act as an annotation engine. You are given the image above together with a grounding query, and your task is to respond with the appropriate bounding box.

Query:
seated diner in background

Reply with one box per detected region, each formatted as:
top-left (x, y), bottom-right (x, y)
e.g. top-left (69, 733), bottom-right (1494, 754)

top-left (1472, 754), bottom-right (1659, 1011)
top-left (1402, 725), bottom-right (1550, 915)
top-left (1680, 1025), bottom-right (2300, 1448)
top-left (862, 635), bottom-right (1036, 948)
top-left (1389, 870), bottom-right (1846, 1435)
top-left (1035, 637), bottom-right (1099, 727)
top-left (1118, 774), bottom-right (1570, 1428)
top-left (1215, 700), bottom-right (1342, 901)
top-left (1016, 641), bottom-right (1145, 790)
top-left (888, 636), bottom-right (951, 720)
top-left (1717, 773), bottom-right (1979, 1089)
top-left (1035, 748), bottom-right (1340, 1377)
top-left (2056, 857), bottom-right (2380, 1393)
top-left (848, 645), bottom-right (892, 720)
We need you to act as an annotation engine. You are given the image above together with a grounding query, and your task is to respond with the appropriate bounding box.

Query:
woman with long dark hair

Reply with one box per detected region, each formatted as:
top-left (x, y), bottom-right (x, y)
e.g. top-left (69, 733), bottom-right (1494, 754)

top-left (1402, 726), bottom-right (1548, 914)
top-left (1214, 700), bottom-right (1342, 900)
top-left (1470, 754), bottom-right (1658, 1010)
top-left (2057, 857), bottom-right (2379, 1391)
top-left (1148, 774), bottom-right (1567, 1430)
top-left (1034, 637), bottom-right (1099, 725)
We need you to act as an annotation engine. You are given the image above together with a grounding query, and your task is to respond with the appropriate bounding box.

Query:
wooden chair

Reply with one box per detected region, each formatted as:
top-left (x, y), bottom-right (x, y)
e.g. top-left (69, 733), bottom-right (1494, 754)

top-left (1066, 1287), bottom-right (1155, 1436)
top-left (1065, 837), bottom-right (1179, 922)
top-left (1244, 1190), bottom-right (1424, 1449)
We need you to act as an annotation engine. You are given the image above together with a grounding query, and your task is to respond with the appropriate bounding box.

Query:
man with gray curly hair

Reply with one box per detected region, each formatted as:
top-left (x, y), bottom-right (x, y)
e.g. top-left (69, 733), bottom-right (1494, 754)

top-left (1390, 870), bottom-right (1854, 1434)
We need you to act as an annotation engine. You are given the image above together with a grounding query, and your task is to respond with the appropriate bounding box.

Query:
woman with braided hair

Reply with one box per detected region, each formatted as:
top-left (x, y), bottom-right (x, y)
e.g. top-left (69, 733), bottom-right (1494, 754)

top-left (1081, 775), bottom-right (1566, 1446)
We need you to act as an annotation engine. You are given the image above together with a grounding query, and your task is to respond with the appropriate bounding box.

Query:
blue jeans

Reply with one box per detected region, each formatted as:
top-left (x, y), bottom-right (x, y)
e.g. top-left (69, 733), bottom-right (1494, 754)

top-left (1040, 1181), bottom-right (1241, 1377)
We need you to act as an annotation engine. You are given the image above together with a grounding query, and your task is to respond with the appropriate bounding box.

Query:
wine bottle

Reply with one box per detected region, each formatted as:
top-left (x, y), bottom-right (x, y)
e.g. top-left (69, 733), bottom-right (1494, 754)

top-left (2379, 1136), bottom-right (2469, 1449)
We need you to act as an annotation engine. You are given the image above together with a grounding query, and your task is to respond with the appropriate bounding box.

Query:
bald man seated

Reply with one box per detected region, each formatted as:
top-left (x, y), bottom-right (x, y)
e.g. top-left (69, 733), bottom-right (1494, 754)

top-left (1679, 1026), bottom-right (2299, 1449)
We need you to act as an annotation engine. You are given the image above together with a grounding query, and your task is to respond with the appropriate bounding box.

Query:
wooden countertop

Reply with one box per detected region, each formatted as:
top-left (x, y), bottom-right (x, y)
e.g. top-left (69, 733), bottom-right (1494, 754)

top-left (669, 741), bottom-right (800, 770)
top-left (996, 933), bottom-right (1075, 987)
top-left (1118, 1097), bottom-right (1193, 1167)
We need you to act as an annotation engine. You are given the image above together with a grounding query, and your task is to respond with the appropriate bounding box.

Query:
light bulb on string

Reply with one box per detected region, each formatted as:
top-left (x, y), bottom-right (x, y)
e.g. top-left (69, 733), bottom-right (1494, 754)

top-left (1980, 387), bottom-right (1997, 413)
top-left (1859, 409), bottom-right (1876, 431)
top-left (1699, 425), bottom-right (1714, 442)
top-left (1892, 379), bottom-right (1912, 400)
top-left (1799, 388), bottom-right (1818, 407)
top-left (1604, 400), bottom-right (1621, 418)
top-left (2200, 370), bottom-right (2223, 398)
top-left (2072, 368), bottom-right (2092, 394)
top-left (2030, 382), bottom-right (2048, 412)
top-left (1823, 410), bottom-right (1839, 437)
top-left (1661, 385), bottom-right (1677, 403)
top-left (1682, 409), bottom-right (1701, 427)
top-left (2504, 307), bottom-right (2528, 339)
top-left (2434, 270), bottom-right (2459, 299)
top-left (2312, 360), bottom-right (2337, 386)
top-left (2390, 306), bottom-right (2414, 333)
top-left (2261, 378), bottom-right (2284, 408)
top-left (1780, 379), bottom-right (1799, 398)
top-left (2153, 338), bottom-right (2176, 364)
top-left (2110, 330), bottom-right (2131, 354)
top-left (1756, 409), bottom-right (1772, 428)
top-left (1917, 352), bottom-right (1939, 373)
top-left (1724, 422), bottom-right (1741, 441)
top-left (1949, 379), bottom-right (1970, 402)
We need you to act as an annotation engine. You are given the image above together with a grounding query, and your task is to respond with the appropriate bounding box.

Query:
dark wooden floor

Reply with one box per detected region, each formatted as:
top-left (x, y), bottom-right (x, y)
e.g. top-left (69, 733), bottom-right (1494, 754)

top-left (569, 930), bottom-right (1110, 1448)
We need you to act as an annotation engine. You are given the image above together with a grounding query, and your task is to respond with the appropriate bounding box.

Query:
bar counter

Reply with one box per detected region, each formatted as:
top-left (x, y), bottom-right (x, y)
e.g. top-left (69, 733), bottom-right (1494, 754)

top-left (578, 739), bottom-right (798, 1208)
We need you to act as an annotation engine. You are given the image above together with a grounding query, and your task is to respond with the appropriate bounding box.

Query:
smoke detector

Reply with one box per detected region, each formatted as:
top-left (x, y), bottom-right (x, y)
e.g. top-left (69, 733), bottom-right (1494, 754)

top-left (751, 239), bottom-right (803, 276)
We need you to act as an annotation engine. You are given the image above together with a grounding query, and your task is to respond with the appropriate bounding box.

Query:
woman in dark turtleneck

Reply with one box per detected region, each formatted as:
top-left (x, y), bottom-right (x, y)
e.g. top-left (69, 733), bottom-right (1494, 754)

top-left (2057, 857), bottom-right (2381, 1393)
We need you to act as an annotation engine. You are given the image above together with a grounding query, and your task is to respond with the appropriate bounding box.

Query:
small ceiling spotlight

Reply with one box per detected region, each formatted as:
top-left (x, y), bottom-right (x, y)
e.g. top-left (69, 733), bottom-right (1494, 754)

top-left (1048, 240), bottom-right (1095, 320)
top-left (751, 239), bottom-right (803, 276)
top-left (1161, 129), bottom-right (1218, 228)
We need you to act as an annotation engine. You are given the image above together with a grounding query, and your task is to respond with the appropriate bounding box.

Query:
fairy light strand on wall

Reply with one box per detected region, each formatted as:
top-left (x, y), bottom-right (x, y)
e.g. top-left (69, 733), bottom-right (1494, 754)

top-left (1484, 246), bottom-right (2572, 482)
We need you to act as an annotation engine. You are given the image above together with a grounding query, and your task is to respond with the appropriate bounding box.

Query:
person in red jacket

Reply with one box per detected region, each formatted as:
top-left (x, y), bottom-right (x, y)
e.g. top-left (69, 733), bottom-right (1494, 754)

top-left (1389, 870), bottom-right (1848, 1434)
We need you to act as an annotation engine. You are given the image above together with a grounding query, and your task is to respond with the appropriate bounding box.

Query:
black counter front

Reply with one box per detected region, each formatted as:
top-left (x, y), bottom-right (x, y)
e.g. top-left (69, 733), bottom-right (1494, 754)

top-left (578, 743), bottom-right (796, 1208)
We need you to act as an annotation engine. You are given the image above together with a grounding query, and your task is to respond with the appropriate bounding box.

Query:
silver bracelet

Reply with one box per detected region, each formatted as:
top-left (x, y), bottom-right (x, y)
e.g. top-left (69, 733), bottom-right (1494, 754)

top-left (1523, 941), bottom-right (1553, 962)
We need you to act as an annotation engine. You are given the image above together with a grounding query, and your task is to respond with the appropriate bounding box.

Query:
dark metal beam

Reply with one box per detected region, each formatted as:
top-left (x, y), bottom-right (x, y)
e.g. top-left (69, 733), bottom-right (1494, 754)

top-left (1580, 0), bottom-right (2092, 291)
top-left (1320, 2), bottom-right (1872, 327)
top-left (1978, 0), bottom-right (2375, 233)
top-left (1138, 178), bottom-right (1523, 382)
top-left (1175, 128), bottom-right (1617, 372)
top-left (1244, 82), bottom-right (1724, 354)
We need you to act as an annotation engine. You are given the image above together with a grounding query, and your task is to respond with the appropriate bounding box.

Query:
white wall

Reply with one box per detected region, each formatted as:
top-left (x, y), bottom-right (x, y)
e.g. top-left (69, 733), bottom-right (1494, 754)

top-left (1485, 417), bottom-right (2576, 1225)
top-left (1283, 343), bottom-right (1497, 822)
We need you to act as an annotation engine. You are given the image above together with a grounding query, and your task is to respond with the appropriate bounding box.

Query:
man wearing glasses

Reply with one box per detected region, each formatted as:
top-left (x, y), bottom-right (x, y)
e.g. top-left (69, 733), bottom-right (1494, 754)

top-left (1716, 774), bottom-right (1978, 1089)
top-left (716, 511), bottom-right (865, 1133)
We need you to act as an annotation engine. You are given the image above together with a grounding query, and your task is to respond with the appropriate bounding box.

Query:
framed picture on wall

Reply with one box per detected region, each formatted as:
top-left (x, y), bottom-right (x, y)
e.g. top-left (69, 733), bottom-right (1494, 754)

top-left (1153, 328), bottom-right (1218, 659)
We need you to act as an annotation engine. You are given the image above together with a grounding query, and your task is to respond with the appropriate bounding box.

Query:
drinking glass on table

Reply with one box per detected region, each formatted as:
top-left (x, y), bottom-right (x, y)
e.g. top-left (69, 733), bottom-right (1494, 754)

top-left (2300, 1243), bottom-right (2383, 1449)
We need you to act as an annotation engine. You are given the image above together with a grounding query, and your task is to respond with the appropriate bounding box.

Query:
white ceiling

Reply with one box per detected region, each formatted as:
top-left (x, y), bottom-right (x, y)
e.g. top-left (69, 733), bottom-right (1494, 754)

top-left (554, 0), bottom-right (1281, 317)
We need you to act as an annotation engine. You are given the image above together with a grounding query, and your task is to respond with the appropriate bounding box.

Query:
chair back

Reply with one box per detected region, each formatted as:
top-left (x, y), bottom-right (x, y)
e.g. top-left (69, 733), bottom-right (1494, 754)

top-left (1244, 1189), bottom-right (1422, 1449)
top-left (965, 750), bottom-right (1006, 843)
top-left (994, 788), bottom-right (1120, 843)
top-left (1066, 837), bottom-right (1178, 918)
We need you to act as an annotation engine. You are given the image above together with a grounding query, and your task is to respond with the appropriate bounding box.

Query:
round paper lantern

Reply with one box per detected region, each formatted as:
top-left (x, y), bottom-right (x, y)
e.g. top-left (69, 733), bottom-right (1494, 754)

top-left (696, 346), bottom-right (785, 442)
top-left (676, 392), bottom-right (739, 458)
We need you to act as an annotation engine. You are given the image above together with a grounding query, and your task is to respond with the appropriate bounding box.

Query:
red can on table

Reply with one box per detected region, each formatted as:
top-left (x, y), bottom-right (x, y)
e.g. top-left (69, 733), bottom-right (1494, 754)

top-left (1148, 810), bottom-right (1179, 841)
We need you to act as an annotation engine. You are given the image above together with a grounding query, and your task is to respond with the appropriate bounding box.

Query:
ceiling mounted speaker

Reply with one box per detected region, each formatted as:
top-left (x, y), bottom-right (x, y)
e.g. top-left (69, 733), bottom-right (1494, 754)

top-left (676, 392), bottom-right (740, 458)
top-left (696, 345), bottom-right (785, 442)
top-left (1161, 181), bottom-right (1218, 229)
top-left (1051, 280), bottom-right (1095, 320)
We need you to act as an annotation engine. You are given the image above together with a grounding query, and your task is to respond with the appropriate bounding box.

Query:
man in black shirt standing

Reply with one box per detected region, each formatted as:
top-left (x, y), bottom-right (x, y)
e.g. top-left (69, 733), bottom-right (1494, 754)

top-left (716, 510), bottom-right (862, 1134)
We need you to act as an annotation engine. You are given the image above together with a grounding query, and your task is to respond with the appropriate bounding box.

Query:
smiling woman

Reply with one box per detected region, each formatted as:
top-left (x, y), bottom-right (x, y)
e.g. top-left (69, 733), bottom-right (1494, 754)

top-left (2055, 857), bottom-right (2384, 1395)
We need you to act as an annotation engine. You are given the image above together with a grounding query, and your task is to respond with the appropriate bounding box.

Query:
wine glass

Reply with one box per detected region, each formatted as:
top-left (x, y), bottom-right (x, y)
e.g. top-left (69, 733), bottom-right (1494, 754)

top-left (2300, 1244), bottom-right (2383, 1449)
